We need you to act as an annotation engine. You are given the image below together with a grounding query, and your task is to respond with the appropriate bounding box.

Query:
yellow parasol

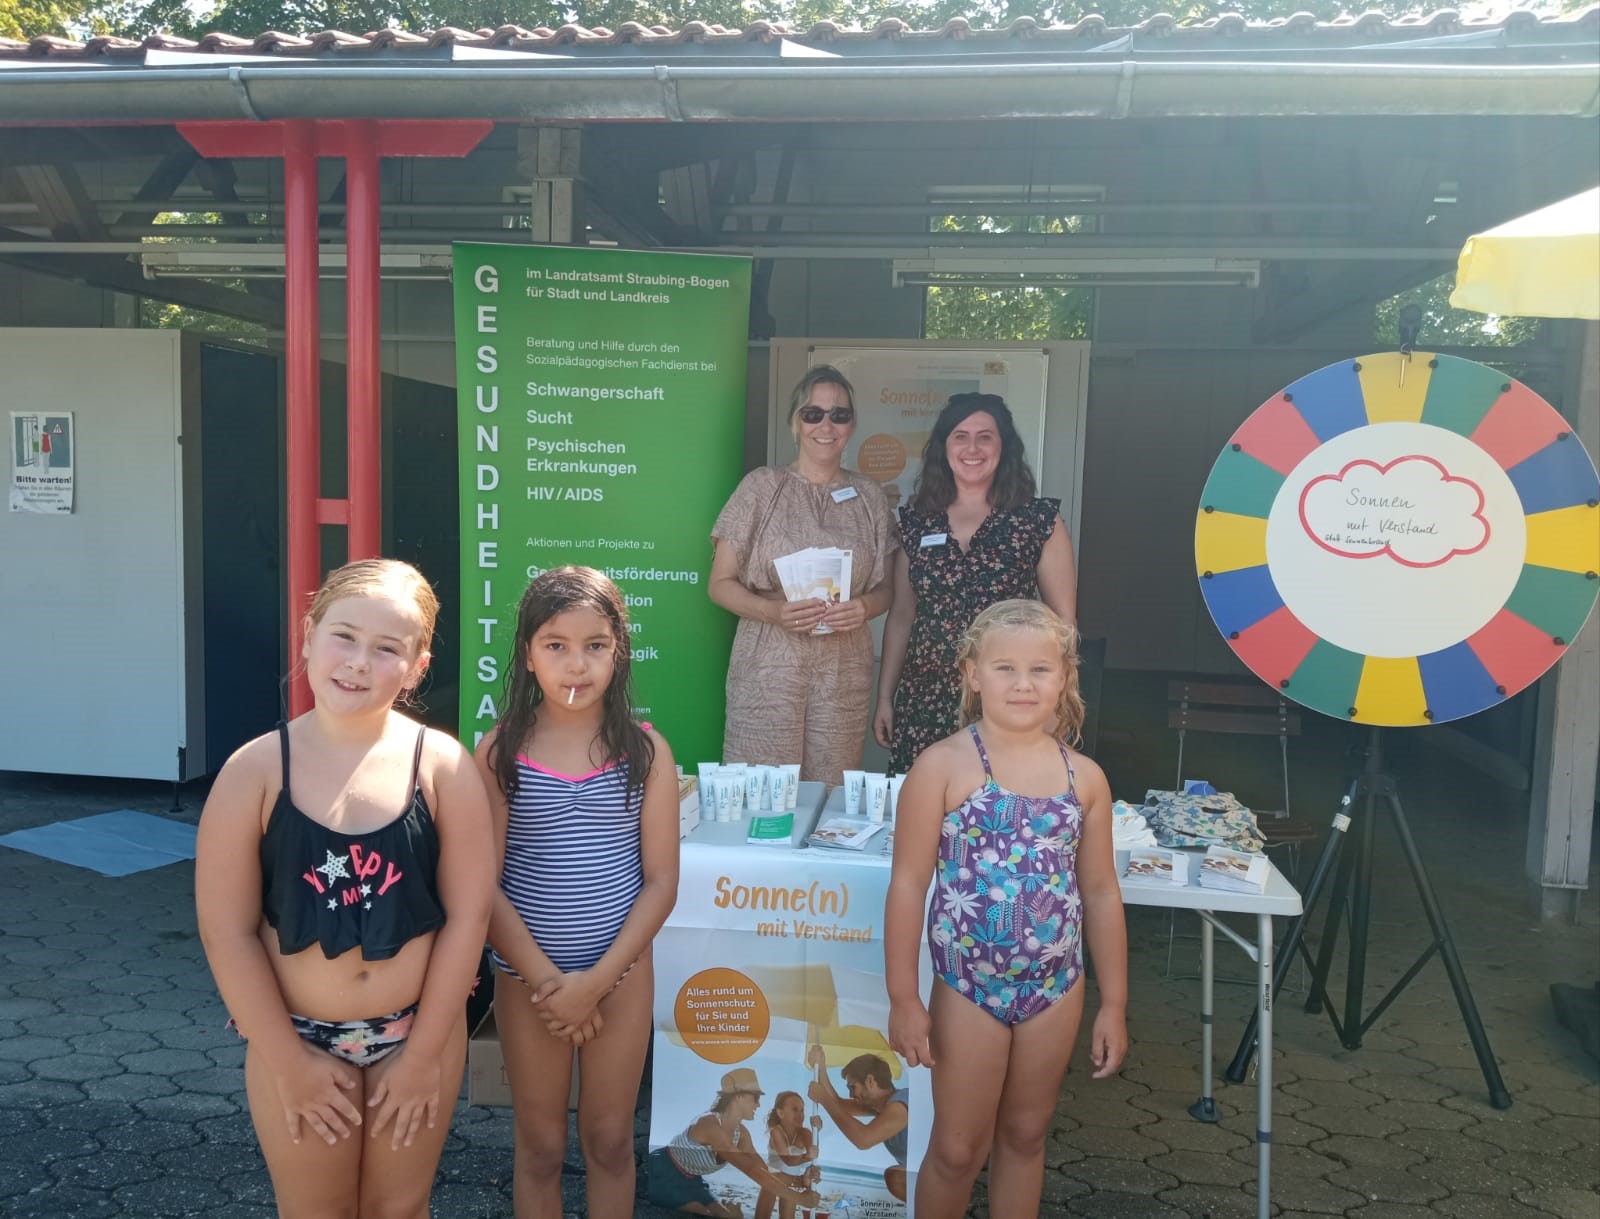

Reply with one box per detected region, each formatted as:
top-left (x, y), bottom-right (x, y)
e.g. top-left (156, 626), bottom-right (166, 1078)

top-left (1449, 187), bottom-right (1600, 321)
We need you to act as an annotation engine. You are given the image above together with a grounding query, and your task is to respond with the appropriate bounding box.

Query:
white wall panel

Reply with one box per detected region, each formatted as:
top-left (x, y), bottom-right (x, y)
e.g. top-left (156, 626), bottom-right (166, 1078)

top-left (0, 328), bottom-right (201, 779)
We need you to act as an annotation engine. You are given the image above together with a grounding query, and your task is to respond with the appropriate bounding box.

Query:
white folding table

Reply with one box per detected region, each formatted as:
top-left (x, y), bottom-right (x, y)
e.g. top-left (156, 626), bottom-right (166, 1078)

top-left (1120, 855), bottom-right (1303, 1219)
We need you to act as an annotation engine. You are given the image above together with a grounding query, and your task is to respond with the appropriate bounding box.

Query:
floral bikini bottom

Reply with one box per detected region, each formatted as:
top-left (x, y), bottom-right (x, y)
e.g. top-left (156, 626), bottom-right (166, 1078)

top-left (288, 1003), bottom-right (418, 1067)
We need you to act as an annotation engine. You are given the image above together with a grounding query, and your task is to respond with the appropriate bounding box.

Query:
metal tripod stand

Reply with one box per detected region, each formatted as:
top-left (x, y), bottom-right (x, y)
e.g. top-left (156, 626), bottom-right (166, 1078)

top-left (1223, 726), bottom-right (1512, 1109)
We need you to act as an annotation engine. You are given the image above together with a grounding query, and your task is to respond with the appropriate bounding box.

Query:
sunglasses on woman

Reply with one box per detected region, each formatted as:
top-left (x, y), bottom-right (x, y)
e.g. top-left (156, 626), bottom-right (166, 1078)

top-left (797, 405), bottom-right (855, 425)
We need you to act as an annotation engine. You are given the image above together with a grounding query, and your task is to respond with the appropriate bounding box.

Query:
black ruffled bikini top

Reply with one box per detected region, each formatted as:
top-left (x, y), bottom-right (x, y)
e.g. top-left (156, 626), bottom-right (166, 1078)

top-left (259, 723), bottom-right (445, 961)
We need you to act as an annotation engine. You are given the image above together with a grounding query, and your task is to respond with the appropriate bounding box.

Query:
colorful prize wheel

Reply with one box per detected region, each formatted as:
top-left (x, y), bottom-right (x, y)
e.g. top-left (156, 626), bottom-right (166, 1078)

top-left (1195, 352), bottom-right (1600, 727)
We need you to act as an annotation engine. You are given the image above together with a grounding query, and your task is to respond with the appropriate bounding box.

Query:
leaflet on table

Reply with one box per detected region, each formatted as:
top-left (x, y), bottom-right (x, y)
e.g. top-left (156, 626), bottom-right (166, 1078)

top-left (1198, 844), bottom-right (1270, 894)
top-left (808, 817), bottom-right (888, 852)
top-left (1123, 847), bottom-right (1188, 885)
top-left (773, 547), bottom-right (852, 635)
top-left (745, 811), bottom-right (796, 846)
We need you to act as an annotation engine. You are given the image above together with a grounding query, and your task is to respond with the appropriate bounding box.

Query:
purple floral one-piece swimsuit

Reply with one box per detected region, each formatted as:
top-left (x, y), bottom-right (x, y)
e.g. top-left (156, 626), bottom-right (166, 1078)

top-left (927, 726), bottom-right (1084, 1025)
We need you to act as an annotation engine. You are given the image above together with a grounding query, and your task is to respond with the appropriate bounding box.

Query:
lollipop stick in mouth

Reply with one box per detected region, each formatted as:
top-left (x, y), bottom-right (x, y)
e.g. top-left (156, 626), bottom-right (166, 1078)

top-left (568, 686), bottom-right (575, 705)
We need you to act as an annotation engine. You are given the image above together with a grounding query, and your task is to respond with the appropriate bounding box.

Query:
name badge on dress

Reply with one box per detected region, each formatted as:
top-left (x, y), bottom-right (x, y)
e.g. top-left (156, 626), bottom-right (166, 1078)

top-left (920, 532), bottom-right (948, 548)
top-left (830, 486), bottom-right (858, 504)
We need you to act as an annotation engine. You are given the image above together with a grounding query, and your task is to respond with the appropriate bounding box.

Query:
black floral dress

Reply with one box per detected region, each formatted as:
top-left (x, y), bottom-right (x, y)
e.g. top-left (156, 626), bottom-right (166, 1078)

top-left (890, 497), bottom-right (1062, 774)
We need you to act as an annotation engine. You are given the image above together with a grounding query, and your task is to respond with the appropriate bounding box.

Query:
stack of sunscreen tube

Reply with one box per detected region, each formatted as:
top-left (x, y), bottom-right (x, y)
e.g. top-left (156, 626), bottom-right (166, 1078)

top-left (695, 761), bottom-right (800, 822)
top-left (840, 770), bottom-right (905, 823)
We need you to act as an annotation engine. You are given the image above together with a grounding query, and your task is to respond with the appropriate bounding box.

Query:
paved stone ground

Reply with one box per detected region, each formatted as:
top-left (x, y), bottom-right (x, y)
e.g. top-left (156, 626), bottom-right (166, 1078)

top-left (2, 714), bottom-right (1597, 1218)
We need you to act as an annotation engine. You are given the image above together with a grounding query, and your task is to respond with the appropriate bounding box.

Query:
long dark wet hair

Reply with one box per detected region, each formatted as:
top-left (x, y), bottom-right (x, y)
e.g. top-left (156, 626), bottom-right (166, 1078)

top-left (910, 392), bottom-right (1037, 513)
top-left (488, 566), bottom-right (655, 804)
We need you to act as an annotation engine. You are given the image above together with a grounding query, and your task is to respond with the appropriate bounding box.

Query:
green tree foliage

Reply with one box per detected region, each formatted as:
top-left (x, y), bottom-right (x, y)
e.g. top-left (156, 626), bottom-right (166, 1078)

top-left (1, 0), bottom-right (99, 38)
top-left (93, 0), bottom-right (768, 38)
top-left (925, 283), bottom-right (1090, 341)
top-left (79, 0), bottom-right (1355, 41)
top-left (1373, 271), bottom-right (1543, 349)
top-left (922, 209), bottom-right (1092, 340)
top-left (139, 211), bottom-right (268, 336)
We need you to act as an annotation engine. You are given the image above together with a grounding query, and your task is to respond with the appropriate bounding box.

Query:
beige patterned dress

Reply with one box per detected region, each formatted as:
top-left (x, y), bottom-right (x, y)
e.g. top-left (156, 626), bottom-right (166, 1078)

top-left (711, 465), bottom-right (898, 785)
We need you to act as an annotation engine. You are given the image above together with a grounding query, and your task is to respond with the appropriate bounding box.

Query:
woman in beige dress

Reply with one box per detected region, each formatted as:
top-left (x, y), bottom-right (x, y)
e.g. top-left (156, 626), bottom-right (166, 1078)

top-left (709, 366), bottom-right (898, 785)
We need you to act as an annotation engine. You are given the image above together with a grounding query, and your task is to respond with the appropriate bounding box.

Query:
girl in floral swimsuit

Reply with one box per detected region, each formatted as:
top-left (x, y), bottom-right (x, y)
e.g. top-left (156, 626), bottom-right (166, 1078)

top-left (885, 599), bottom-right (1128, 1219)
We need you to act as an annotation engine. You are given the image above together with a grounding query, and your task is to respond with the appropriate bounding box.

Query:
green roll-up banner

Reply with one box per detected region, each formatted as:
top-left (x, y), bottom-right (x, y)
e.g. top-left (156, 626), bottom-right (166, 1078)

top-left (454, 242), bottom-right (752, 763)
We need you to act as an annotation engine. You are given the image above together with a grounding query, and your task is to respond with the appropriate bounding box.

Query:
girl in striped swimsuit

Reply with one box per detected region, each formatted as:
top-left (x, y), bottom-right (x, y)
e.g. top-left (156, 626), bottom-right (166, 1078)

top-left (476, 566), bottom-right (681, 1219)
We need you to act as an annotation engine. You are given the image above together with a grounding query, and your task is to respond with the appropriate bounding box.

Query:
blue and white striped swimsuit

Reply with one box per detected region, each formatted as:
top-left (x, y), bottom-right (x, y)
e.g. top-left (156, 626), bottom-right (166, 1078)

top-left (490, 751), bottom-right (644, 975)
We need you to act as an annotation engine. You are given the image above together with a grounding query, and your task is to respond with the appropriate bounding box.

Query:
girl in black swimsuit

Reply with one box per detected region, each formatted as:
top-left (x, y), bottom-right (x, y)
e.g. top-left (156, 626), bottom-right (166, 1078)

top-left (195, 559), bottom-right (495, 1218)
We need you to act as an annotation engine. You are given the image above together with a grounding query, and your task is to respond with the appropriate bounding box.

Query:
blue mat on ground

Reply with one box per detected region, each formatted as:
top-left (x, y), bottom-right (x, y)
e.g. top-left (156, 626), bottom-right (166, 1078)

top-left (0, 810), bottom-right (198, 877)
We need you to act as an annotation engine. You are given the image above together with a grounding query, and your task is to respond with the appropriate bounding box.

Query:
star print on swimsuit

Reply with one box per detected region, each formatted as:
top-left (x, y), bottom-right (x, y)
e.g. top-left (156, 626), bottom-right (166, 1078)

top-left (315, 849), bottom-right (351, 883)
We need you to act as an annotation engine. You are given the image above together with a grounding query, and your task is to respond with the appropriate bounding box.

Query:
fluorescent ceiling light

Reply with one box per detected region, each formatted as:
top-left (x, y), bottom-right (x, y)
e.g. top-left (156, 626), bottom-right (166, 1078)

top-left (892, 255), bottom-right (1260, 289)
top-left (139, 244), bottom-right (453, 280)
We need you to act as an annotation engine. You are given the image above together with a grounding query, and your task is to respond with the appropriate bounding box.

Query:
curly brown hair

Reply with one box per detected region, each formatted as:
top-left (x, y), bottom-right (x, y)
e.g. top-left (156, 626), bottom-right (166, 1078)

top-left (910, 393), bottom-right (1037, 513)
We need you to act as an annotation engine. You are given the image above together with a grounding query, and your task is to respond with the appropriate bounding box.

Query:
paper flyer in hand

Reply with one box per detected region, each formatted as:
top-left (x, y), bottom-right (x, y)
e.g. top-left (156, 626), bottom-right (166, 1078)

top-left (773, 548), bottom-right (853, 634)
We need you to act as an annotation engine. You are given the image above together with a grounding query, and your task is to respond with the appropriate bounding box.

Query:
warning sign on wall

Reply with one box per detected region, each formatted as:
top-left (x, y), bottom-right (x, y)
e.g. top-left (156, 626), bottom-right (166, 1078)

top-left (9, 411), bottom-right (75, 514)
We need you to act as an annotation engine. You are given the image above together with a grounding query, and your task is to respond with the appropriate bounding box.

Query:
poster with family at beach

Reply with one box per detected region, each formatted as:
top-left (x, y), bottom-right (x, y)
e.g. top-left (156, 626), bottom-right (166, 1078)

top-left (650, 846), bottom-right (914, 1219)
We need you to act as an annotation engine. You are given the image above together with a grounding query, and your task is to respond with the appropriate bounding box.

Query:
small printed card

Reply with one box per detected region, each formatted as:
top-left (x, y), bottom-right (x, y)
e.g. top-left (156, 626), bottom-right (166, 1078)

top-left (807, 816), bottom-right (887, 852)
top-left (746, 812), bottom-right (797, 847)
top-left (1198, 845), bottom-right (1270, 894)
top-left (1124, 847), bottom-right (1188, 885)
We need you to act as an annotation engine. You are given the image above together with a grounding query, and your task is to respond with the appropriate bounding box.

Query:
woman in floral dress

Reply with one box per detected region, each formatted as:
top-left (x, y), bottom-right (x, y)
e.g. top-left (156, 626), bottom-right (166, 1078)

top-left (873, 393), bottom-right (1078, 775)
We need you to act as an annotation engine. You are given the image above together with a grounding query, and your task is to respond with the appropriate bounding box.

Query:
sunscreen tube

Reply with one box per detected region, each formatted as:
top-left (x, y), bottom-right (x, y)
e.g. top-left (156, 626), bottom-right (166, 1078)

top-left (756, 766), bottom-right (779, 811)
top-left (745, 766), bottom-right (766, 813)
top-left (724, 763), bottom-right (748, 819)
top-left (779, 764), bottom-right (800, 810)
top-left (842, 770), bottom-right (866, 817)
top-left (865, 773), bottom-right (889, 822)
top-left (714, 774), bottom-right (734, 823)
top-left (697, 763), bottom-right (720, 820)
top-left (887, 774), bottom-right (906, 821)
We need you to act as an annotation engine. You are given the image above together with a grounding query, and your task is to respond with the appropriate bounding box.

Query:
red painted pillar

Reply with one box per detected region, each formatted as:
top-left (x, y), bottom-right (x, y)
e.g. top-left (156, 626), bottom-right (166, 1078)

top-left (177, 119), bottom-right (493, 720)
top-left (283, 120), bottom-right (321, 717)
top-left (345, 122), bottom-right (382, 562)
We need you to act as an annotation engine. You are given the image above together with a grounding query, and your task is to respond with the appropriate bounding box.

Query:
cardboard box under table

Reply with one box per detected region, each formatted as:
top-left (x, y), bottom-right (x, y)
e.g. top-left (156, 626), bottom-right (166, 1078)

top-left (468, 1009), bottom-right (581, 1109)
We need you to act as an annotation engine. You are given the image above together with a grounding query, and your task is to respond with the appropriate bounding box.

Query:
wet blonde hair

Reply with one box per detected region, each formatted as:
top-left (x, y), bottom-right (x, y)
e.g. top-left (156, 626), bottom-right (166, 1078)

top-left (956, 599), bottom-right (1084, 744)
top-left (306, 559), bottom-right (439, 659)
